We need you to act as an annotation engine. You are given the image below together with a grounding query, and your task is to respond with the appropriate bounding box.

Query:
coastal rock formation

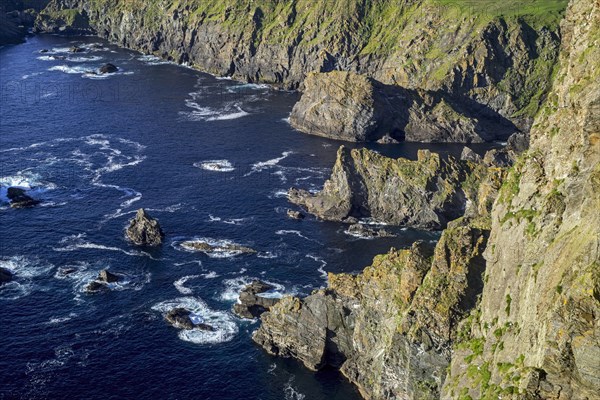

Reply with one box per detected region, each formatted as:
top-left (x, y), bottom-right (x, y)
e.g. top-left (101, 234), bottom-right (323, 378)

top-left (290, 71), bottom-right (518, 143)
top-left (126, 208), bottom-right (164, 246)
top-left (286, 209), bottom-right (305, 220)
top-left (0, 267), bottom-right (13, 286)
top-left (7, 187), bottom-right (40, 208)
top-left (233, 280), bottom-right (280, 319)
top-left (84, 269), bottom-right (120, 292)
top-left (34, 5), bottom-right (93, 35)
top-left (289, 146), bottom-right (498, 229)
top-left (346, 224), bottom-right (395, 239)
top-left (35, 0), bottom-right (564, 131)
top-left (443, 0), bottom-right (600, 398)
top-left (165, 308), bottom-right (215, 331)
top-left (255, 218), bottom-right (491, 398)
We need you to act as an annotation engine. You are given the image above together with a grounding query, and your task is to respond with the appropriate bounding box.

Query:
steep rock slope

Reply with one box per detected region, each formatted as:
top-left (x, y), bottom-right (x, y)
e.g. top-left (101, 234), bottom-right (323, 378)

top-left (443, 0), bottom-right (600, 398)
top-left (36, 0), bottom-right (566, 130)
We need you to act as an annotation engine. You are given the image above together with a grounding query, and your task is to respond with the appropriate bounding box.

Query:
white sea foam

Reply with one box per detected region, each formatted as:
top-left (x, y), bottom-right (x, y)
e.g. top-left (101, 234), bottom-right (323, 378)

top-left (306, 254), bottom-right (328, 279)
top-left (54, 233), bottom-right (155, 259)
top-left (207, 214), bottom-right (249, 225)
top-left (152, 297), bottom-right (238, 344)
top-left (0, 256), bottom-right (55, 300)
top-left (250, 151), bottom-right (294, 173)
top-left (275, 230), bottom-right (321, 244)
top-left (193, 160), bottom-right (235, 172)
top-left (182, 100), bottom-right (249, 121)
top-left (174, 275), bottom-right (201, 295)
top-left (137, 54), bottom-right (173, 65)
top-left (284, 377), bottom-right (306, 400)
top-left (175, 237), bottom-right (255, 258)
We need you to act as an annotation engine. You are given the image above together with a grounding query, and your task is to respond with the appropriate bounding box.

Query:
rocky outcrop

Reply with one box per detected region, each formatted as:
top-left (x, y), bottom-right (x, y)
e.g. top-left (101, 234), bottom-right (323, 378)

top-left (84, 269), bottom-right (120, 292)
top-left (233, 281), bottom-right (281, 319)
top-left (7, 187), bottom-right (40, 208)
top-left (255, 217), bottom-right (492, 398)
top-left (165, 308), bottom-right (215, 331)
top-left (34, 6), bottom-right (93, 35)
top-left (286, 209), bottom-right (305, 220)
top-left (443, 1), bottom-right (600, 398)
top-left (290, 71), bottom-right (518, 143)
top-left (0, 267), bottom-right (13, 286)
top-left (346, 224), bottom-right (395, 239)
top-left (98, 63), bottom-right (117, 74)
top-left (289, 146), bottom-right (500, 229)
top-left (126, 208), bottom-right (164, 246)
top-left (36, 0), bottom-right (563, 130)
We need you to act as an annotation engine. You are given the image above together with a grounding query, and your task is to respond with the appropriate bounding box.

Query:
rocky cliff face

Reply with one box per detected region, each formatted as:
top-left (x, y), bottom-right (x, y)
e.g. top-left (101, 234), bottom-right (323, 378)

top-left (289, 145), bottom-right (504, 229)
top-left (443, 0), bottom-right (600, 398)
top-left (36, 0), bottom-right (565, 131)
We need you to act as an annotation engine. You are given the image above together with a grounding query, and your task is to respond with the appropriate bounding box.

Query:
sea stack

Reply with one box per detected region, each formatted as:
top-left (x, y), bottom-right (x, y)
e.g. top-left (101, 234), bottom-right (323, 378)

top-left (126, 208), bottom-right (164, 246)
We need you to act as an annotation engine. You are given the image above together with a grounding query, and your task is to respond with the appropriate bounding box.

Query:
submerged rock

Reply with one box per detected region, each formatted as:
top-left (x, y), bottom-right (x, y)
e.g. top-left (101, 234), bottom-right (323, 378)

top-left (0, 267), bottom-right (13, 286)
top-left (346, 224), bottom-right (395, 238)
top-left (286, 209), bottom-right (305, 220)
top-left (99, 63), bottom-right (118, 74)
top-left (126, 209), bottom-right (164, 246)
top-left (69, 46), bottom-right (83, 53)
top-left (233, 280), bottom-right (281, 319)
top-left (181, 241), bottom-right (256, 255)
top-left (165, 308), bottom-right (215, 331)
top-left (7, 187), bottom-right (40, 208)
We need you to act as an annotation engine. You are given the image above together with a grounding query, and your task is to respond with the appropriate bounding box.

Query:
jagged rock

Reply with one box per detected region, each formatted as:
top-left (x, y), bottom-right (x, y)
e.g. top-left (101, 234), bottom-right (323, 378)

top-left (84, 269), bottom-right (120, 292)
top-left (289, 146), bottom-right (490, 229)
top-left (181, 241), bottom-right (256, 255)
top-left (34, 7), bottom-right (94, 35)
top-left (460, 147), bottom-right (482, 163)
top-left (346, 224), bottom-right (395, 238)
top-left (126, 209), bottom-right (164, 246)
top-left (233, 280), bottom-right (280, 319)
top-left (165, 308), bottom-right (215, 331)
top-left (0, 267), bottom-right (13, 286)
top-left (286, 209), bottom-right (305, 220)
top-left (506, 131), bottom-right (529, 154)
top-left (483, 148), bottom-right (513, 168)
top-left (98, 63), bottom-right (118, 74)
top-left (57, 267), bottom-right (77, 277)
top-left (7, 187), bottom-right (40, 208)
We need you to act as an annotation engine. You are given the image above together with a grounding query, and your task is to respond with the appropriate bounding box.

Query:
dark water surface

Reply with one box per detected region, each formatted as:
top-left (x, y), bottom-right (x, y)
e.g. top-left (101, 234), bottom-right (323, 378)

top-left (0, 35), bottom-right (493, 400)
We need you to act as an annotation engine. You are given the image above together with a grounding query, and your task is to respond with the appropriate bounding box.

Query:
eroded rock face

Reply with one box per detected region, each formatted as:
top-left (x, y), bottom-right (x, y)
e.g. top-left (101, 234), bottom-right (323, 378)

top-left (443, 1), bottom-right (600, 398)
top-left (126, 209), bottom-right (164, 246)
top-left (233, 281), bottom-right (280, 319)
top-left (290, 71), bottom-right (517, 143)
top-left (255, 222), bottom-right (491, 398)
top-left (289, 146), bottom-right (496, 229)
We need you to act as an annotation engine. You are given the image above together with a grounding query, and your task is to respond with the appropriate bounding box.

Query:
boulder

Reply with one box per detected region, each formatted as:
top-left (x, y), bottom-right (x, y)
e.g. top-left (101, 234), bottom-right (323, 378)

top-left (0, 267), bottom-right (13, 286)
top-left (99, 63), bottom-right (118, 74)
top-left (233, 280), bottom-right (281, 319)
top-left (460, 146), bottom-right (482, 163)
top-left (7, 187), bottom-right (40, 208)
top-left (165, 308), bottom-right (215, 331)
top-left (346, 223), bottom-right (395, 238)
top-left (286, 209), bottom-right (305, 220)
top-left (84, 269), bottom-right (120, 292)
top-left (69, 46), bottom-right (83, 53)
top-left (98, 269), bottom-right (119, 283)
top-left (126, 208), bottom-right (164, 246)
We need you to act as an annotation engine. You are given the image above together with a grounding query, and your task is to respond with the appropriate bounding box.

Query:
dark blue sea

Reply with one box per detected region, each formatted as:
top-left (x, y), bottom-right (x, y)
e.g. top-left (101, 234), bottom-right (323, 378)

top-left (0, 35), bottom-right (495, 400)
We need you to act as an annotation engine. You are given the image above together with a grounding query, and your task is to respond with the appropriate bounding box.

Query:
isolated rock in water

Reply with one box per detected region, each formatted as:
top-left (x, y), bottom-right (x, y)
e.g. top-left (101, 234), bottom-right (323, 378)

top-left (126, 209), bottom-right (164, 246)
top-left (99, 63), bottom-right (118, 74)
top-left (289, 146), bottom-right (491, 229)
top-left (346, 224), bottom-right (395, 238)
top-left (165, 308), bottom-right (215, 331)
top-left (286, 209), bottom-right (305, 220)
top-left (233, 280), bottom-right (281, 319)
top-left (7, 187), bottom-right (40, 208)
top-left (69, 46), bottom-right (84, 53)
top-left (181, 241), bottom-right (256, 255)
top-left (84, 269), bottom-right (120, 292)
top-left (98, 269), bottom-right (119, 283)
top-left (460, 147), bottom-right (482, 163)
top-left (0, 267), bottom-right (13, 286)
